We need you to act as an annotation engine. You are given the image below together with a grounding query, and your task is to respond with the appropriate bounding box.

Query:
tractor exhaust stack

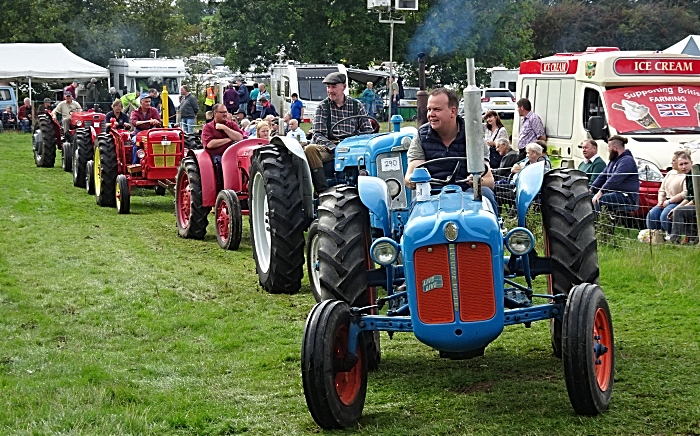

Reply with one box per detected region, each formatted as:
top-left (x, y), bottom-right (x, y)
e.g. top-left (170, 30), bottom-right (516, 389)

top-left (463, 58), bottom-right (483, 201)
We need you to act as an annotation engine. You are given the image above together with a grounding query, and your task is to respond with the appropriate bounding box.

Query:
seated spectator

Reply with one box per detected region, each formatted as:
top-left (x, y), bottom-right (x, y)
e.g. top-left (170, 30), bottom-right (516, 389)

top-left (201, 103), bottom-right (244, 161)
top-left (270, 120), bottom-right (281, 137)
top-left (256, 121), bottom-right (271, 140)
top-left (646, 150), bottom-right (688, 234)
top-left (666, 151), bottom-right (696, 244)
top-left (282, 112), bottom-right (291, 134)
top-left (18, 98), bottom-right (35, 133)
top-left (2, 106), bottom-right (18, 131)
top-left (286, 119), bottom-right (307, 146)
top-left (511, 142), bottom-right (552, 176)
top-left (259, 97), bottom-right (278, 119)
top-left (496, 142), bottom-right (550, 217)
top-left (591, 135), bottom-right (639, 213)
top-left (578, 139), bottom-right (606, 186)
top-left (205, 110), bottom-right (214, 124)
top-left (234, 109), bottom-right (246, 125)
top-left (105, 99), bottom-right (131, 131)
top-left (239, 119), bottom-right (251, 138)
top-left (492, 138), bottom-right (519, 183)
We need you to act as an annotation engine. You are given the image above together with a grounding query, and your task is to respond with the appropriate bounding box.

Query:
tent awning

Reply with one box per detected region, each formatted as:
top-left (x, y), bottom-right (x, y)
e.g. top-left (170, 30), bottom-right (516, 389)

top-left (0, 43), bottom-right (109, 82)
top-left (663, 35), bottom-right (700, 56)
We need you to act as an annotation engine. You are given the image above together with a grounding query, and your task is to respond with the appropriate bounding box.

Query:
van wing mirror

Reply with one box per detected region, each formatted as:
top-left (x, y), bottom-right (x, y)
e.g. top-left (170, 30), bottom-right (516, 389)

top-left (587, 116), bottom-right (605, 140)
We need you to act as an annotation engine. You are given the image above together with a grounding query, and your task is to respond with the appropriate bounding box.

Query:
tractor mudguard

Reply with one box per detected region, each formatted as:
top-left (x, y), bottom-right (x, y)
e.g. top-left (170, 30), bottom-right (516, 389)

top-left (515, 160), bottom-right (545, 227)
top-left (270, 136), bottom-right (314, 221)
top-left (358, 176), bottom-right (391, 236)
top-left (193, 149), bottom-right (217, 208)
top-left (221, 138), bottom-right (268, 192)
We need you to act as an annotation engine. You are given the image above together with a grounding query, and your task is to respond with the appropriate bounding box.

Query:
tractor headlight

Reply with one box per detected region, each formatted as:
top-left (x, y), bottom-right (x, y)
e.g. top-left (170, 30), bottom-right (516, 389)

top-left (505, 228), bottom-right (535, 255)
top-left (370, 237), bottom-right (399, 266)
top-left (76, 120), bottom-right (83, 126)
top-left (137, 149), bottom-right (146, 159)
top-left (386, 178), bottom-right (401, 198)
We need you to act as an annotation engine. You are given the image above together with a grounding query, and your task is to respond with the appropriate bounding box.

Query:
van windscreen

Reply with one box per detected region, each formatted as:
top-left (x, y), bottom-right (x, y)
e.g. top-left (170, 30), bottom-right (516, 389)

top-left (297, 67), bottom-right (339, 101)
top-left (0, 89), bottom-right (11, 101)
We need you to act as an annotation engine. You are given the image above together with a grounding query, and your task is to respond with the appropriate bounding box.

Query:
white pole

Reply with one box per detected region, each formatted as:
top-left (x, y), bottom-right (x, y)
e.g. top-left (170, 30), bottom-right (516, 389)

top-left (389, 20), bottom-right (394, 118)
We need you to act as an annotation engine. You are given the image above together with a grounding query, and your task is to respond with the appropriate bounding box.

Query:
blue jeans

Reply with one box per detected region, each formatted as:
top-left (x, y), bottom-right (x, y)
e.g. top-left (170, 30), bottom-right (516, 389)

top-left (646, 202), bottom-right (679, 232)
top-left (20, 119), bottom-right (31, 133)
top-left (594, 192), bottom-right (638, 213)
top-left (181, 117), bottom-right (195, 133)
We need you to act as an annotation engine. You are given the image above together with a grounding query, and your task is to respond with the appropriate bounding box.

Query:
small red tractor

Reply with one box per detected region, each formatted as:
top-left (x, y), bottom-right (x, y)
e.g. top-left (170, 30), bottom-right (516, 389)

top-left (92, 127), bottom-right (198, 214)
top-left (175, 137), bottom-right (269, 250)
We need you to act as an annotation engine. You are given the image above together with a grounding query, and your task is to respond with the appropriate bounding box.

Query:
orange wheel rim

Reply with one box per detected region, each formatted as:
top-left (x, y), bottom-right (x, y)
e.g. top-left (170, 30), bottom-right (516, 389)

top-left (334, 324), bottom-right (362, 406)
top-left (593, 307), bottom-right (612, 391)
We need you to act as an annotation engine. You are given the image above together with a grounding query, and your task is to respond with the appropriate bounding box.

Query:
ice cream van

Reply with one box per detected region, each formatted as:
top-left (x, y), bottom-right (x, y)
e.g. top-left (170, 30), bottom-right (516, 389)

top-left (513, 47), bottom-right (700, 215)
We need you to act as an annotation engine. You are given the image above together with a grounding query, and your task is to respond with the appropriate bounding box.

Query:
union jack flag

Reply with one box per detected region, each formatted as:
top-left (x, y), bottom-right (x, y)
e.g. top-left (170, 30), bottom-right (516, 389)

top-left (656, 103), bottom-right (689, 117)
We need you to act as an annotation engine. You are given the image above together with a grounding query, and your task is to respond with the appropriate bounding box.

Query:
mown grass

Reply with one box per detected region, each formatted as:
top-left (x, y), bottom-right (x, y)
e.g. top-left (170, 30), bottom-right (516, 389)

top-left (1, 131), bottom-right (699, 435)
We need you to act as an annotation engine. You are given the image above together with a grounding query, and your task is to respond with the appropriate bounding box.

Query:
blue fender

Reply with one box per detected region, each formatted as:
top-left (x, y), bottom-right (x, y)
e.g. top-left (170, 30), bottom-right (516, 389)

top-left (515, 161), bottom-right (545, 227)
top-left (270, 136), bottom-right (314, 221)
top-left (358, 176), bottom-right (391, 236)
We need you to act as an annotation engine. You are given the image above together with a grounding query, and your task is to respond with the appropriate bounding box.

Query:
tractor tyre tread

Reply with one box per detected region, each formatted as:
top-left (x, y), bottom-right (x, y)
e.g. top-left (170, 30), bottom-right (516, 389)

top-left (73, 128), bottom-right (91, 188)
top-left (176, 156), bottom-right (210, 239)
top-left (35, 115), bottom-right (56, 167)
top-left (96, 134), bottom-right (117, 207)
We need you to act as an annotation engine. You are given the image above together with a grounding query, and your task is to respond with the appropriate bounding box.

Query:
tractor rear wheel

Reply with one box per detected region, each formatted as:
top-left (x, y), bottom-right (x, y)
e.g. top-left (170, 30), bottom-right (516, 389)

top-left (249, 145), bottom-right (306, 294)
top-left (85, 160), bottom-right (95, 195)
top-left (317, 185), bottom-right (380, 370)
top-left (563, 283), bottom-right (614, 415)
top-left (215, 189), bottom-right (242, 250)
top-left (33, 115), bottom-right (56, 168)
top-left (184, 133), bottom-right (202, 150)
top-left (73, 128), bottom-right (91, 188)
top-left (306, 220), bottom-right (322, 302)
top-left (175, 156), bottom-right (210, 239)
top-left (302, 300), bottom-right (367, 430)
top-left (61, 142), bottom-right (72, 172)
top-left (116, 174), bottom-right (131, 214)
top-left (541, 168), bottom-right (599, 358)
top-left (95, 134), bottom-right (117, 207)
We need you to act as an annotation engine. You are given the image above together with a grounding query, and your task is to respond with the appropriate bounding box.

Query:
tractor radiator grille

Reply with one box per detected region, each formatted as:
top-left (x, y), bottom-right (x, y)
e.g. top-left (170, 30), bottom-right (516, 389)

top-left (376, 152), bottom-right (407, 209)
top-left (150, 143), bottom-right (177, 167)
top-left (414, 242), bottom-right (495, 324)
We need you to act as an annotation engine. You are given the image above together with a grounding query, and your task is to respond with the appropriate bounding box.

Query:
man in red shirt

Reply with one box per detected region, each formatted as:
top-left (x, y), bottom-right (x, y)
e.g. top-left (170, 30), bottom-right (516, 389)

top-left (130, 94), bottom-right (162, 163)
top-left (18, 98), bottom-right (35, 133)
top-left (64, 81), bottom-right (79, 101)
top-left (201, 103), bottom-right (244, 158)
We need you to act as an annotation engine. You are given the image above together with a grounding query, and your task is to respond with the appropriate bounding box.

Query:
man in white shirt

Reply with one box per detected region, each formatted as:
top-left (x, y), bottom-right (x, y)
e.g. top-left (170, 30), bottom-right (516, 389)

top-left (286, 118), bottom-right (307, 146)
top-left (52, 91), bottom-right (82, 137)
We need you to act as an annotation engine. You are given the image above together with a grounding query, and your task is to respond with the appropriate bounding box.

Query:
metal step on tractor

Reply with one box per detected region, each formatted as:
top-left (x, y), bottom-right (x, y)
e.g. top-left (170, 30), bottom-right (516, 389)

top-left (300, 60), bottom-right (614, 430)
top-left (175, 137), bottom-right (269, 251)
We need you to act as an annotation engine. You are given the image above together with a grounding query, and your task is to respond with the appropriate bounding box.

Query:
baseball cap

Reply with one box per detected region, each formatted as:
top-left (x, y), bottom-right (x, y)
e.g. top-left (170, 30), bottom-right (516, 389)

top-left (64, 91), bottom-right (72, 97)
top-left (322, 72), bottom-right (346, 85)
top-left (44, 98), bottom-right (52, 103)
top-left (236, 109), bottom-right (246, 115)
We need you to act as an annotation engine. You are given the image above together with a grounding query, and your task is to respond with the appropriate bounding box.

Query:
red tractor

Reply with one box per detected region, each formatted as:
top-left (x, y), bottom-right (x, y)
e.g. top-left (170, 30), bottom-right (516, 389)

top-left (175, 137), bottom-right (268, 250)
top-left (92, 127), bottom-right (196, 214)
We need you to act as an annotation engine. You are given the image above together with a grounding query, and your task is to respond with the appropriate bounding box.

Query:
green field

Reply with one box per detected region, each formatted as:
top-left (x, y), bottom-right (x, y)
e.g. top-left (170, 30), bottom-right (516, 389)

top-left (1, 132), bottom-right (699, 435)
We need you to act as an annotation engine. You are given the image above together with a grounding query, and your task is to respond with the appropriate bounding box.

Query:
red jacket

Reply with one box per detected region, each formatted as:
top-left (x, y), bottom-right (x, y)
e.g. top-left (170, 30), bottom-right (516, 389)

top-left (18, 104), bottom-right (35, 120)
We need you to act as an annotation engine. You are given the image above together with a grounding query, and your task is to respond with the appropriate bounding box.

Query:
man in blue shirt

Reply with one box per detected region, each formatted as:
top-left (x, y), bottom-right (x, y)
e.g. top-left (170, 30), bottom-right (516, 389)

top-left (590, 135), bottom-right (639, 213)
top-left (290, 93), bottom-right (304, 123)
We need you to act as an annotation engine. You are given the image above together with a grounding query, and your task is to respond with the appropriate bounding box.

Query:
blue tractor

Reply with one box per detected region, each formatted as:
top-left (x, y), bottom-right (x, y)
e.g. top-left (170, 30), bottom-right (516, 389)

top-left (300, 61), bottom-right (614, 429)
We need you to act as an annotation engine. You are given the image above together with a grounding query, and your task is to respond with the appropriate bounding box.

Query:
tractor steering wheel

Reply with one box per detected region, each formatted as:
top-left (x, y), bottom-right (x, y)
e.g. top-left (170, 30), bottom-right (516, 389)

top-left (329, 114), bottom-right (379, 141)
top-left (417, 157), bottom-right (487, 187)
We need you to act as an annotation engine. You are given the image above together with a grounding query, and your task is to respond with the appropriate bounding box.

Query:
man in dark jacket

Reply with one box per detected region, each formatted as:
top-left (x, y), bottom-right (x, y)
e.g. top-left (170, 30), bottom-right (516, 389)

top-left (236, 79), bottom-right (250, 115)
top-left (223, 83), bottom-right (239, 114)
top-left (493, 138), bottom-right (520, 183)
top-left (259, 96), bottom-right (278, 119)
top-left (590, 135), bottom-right (639, 212)
top-left (179, 85), bottom-right (199, 134)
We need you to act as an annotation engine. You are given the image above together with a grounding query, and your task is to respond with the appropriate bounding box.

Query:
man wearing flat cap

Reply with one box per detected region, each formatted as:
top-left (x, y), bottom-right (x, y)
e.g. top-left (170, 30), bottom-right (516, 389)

top-left (305, 71), bottom-right (373, 193)
top-left (52, 91), bottom-right (82, 138)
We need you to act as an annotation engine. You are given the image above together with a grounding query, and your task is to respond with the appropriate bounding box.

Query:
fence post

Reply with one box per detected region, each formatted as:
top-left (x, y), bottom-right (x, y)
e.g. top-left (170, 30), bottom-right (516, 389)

top-left (693, 164), bottom-right (700, 233)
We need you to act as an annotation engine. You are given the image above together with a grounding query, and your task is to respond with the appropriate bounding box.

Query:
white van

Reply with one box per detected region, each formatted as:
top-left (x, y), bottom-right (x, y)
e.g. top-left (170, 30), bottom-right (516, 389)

top-left (513, 47), bottom-right (700, 213)
top-left (108, 58), bottom-right (187, 109)
top-left (269, 64), bottom-right (348, 122)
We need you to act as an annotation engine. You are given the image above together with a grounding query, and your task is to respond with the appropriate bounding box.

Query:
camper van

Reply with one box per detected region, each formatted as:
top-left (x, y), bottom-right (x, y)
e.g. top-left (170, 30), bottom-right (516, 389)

top-left (513, 47), bottom-right (700, 213)
top-left (0, 86), bottom-right (18, 115)
top-left (269, 64), bottom-right (348, 122)
top-left (108, 58), bottom-right (187, 109)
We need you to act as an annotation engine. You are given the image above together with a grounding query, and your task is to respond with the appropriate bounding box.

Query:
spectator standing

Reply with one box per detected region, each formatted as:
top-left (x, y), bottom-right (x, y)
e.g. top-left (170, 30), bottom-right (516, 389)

top-left (236, 79), bottom-right (250, 115)
top-left (577, 139), bottom-right (606, 186)
top-left (259, 97), bottom-right (278, 119)
top-left (108, 87), bottom-right (121, 102)
top-left (179, 85), bottom-right (199, 134)
top-left (516, 98), bottom-right (546, 160)
top-left (248, 82), bottom-right (259, 117)
top-left (483, 110), bottom-right (507, 169)
top-left (590, 135), bottom-right (639, 213)
top-left (387, 76), bottom-right (399, 117)
top-left (18, 98), bottom-right (35, 133)
top-left (360, 82), bottom-right (375, 118)
top-left (647, 150), bottom-right (690, 235)
top-left (204, 85), bottom-right (216, 112)
top-left (286, 119), bottom-right (307, 146)
top-left (148, 88), bottom-right (162, 113)
top-left (86, 78), bottom-right (98, 108)
top-left (64, 80), bottom-right (79, 101)
top-left (223, 83), bottom-right (239, 114)
top-left (120, 91), bottom-right (139, 113)
top-left (668, 151), bottom-right (697, 244)
top-left (290, 93), bottom-right (304, 123)
top-left (255, 84), bottom-right (270, 119)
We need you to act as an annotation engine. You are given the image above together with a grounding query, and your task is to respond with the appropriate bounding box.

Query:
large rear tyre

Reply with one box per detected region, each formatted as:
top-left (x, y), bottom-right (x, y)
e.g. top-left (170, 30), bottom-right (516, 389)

top-left (317, 185), bottom-right (380, 370)
top-left (306, 220), bottom-right (322, 302)
top-left (563, 283), bottom-right (614, 415)
top-left (302, 300), bottom-right (367, 430)
top-left (85, 160), bottom-right (95, 195)
top-left (541, 169), bottom-right (599, 358)
top-left (33, 115), bottom-right (56, 168)
top-left (73, 128), bottom-right (91, 188)
top-left (116, 174), bottom-right (131, 214)
top-left (95, 134), bottom-right (117, 207)
top-left (215, 189), bottom-right (242, 250)
top-left (184, 133), bottom-right (202, 150)
top-left (61, 142), bottom-right (73, 172)
top-left (175, 156), bottom-right (210, 239)
top-left (249, 145), bottom-right (306, 294)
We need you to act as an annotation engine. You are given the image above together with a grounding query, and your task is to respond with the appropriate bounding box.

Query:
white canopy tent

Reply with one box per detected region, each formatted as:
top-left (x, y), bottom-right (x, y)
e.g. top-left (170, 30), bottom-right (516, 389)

top-left (0, 43), bottom-right (109, 102)
top-left (663, 35), bottom-right (700, 56)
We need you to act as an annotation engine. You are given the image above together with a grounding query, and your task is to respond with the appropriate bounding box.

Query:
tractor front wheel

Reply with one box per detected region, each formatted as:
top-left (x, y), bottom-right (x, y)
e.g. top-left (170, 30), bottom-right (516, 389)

top-left (61, 142), bottom-right (72, 172)
top-left (95, 134), bottom-right (117, 207)
top-left (306, 220), bottom-right (322, 302)
top-left (215, 189), bottom-right (242, 250)
top-left (85, 160), bottom-right (95, 195)
top-left (249, 145), bottom-right (306, 294)
top-left (302, 300), bottom-right (367, 430)
top-left (175, 156), bottom-right (210, 239)
top-left (563, 283), bottom-right (614, 415)
top-left (34, 115), bottom-right (56, 168)
top-left (116, 174), bottom-right (131, 214)
top-left (541, 168), bottom-right (599, 358)
top-left (73, 128), bottom-right (91, 188)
